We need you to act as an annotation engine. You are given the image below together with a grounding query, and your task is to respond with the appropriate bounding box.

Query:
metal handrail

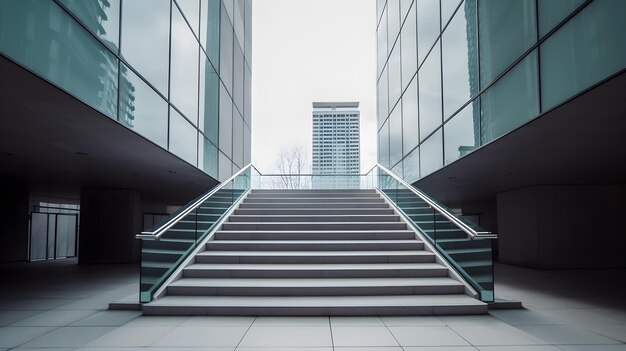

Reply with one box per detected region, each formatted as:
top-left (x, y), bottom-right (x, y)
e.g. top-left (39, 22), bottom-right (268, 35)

top-left (375, 164), bottom-right (497, 240)
top-left (136, 163), bottom-right (253, 241)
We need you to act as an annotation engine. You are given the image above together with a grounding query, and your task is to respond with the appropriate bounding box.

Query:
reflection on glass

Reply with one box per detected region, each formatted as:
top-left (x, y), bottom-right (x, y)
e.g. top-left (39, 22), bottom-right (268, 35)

top-left (538, 0), bottom-right (584, 37)
top-left (400, 2), bottom-right (417, 91)
top-left (441, 0), bottom-right (462, 26)
top-left (198, 136), bottom-right (218, 178)
top-left (540, 0), bottom-right (626, 111)
top-left (234, 0), bottom-right (245, 46)
top-left (171, 6), bottom-right (199, 125)
top-left (244, 0), bottom-right (252, 63)
top-left (420, 128), bottom-right (443, 177)
top-left (232, 113), bottom-right (244, 167)
top-left (169, 107), bottom-right (198, 166)
top-left (442, 0), bottom-right (478, 119)
top-left (444, 99), bottom-right (480, 165)
top-left (403, 146), bottom-right (420, 183)
top-left (200, 0), bottom-right (220, 67)
top-left (478, 0), bottom-right (536, 87)
top-left (119, 63), bottom-right (168, 149)
top-left (389, 106), bottom-right (403, 167)
top-left (377, 5), bottom-right (388, 77)
top-left (387, 0), bottom-right (401, 54)
top-left (244, 65), bottom-right (252, 125)
top-left (58, 0), bottom-right (120, 52)
top-left (220, 3), bottom-right (234, 93)
top-left (377, 65), bottom-right (389, 128)
top-left (233, 41), bottom-right (244, 113)
top-left (417, 0), bottom-right (440, 66)
top-left (0, 1), bottom-right (118, 119)
top-left (388, 42), bottom-right (402, 110)
top-left (418, 41), bottom-right (442, 141)
top-left (402, 76), bottom-right (419, 156)
top-left (199, 57), bottom-right (219, 144)
top-left (378, 120), bottom-right (390, 168)
top-left (219, 83), bottom-right (233, 158)
top-left (243, 125), bottom-right (251, 165)
top-left (121, 0), bottom-right (170, 96)
top-left (481, 52), bottom-right (538, 144)
top-left (219, 151), bottom-right (232, 181)
top-left (176, 0), bottom-right (200, 36)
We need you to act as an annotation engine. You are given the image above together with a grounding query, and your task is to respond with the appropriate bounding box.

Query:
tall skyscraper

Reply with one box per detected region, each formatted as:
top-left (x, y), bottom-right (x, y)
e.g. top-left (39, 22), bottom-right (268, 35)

top-left (311, 102), bottom-right (361, 189)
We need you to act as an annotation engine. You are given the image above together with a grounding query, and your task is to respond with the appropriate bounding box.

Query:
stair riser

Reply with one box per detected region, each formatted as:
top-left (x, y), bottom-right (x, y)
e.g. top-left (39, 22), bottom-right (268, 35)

top-left (221, 223), bottom-right (407, 231)
top-left (142, 304), bottom-right (488, 316)
top-left (234, 209), bottom-right (396, 216)
top-left (244, 198), bottom-right (384, 204)
top-left (247, 193), bottom-right (379, 198)
top-left (213, 232), bottom-right (416, 240)
top-left (195, 255), bottom-right (435, 264)
top-left (204, 242), bottom-right (424, 251)
top-left (238, 203), bottom-right (390, 209)
top-left (183, 268), bottom-right (449, 279)
top-left (166, 285), bottom-right (464, 296)
top-left (228, 215), bottom-right (400, 223)
top-left (142, 252), bottom-right (183, 263)
top-left (251, 190), bottom-right (377, 194)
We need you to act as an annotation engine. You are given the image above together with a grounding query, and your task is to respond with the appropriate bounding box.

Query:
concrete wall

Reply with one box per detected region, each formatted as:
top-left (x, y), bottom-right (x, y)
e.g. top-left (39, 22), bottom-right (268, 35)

top-left (79, 188), bottom-right (142, 264)
top-left (0, 182), bottom-right (29, 263)
top-left (497, 185), bottom-right (626, 269)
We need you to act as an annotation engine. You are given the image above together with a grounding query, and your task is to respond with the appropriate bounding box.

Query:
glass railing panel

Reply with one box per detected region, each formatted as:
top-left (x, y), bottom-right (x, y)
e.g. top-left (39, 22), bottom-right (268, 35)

top-left (139, 166), bottom-right (251, 303)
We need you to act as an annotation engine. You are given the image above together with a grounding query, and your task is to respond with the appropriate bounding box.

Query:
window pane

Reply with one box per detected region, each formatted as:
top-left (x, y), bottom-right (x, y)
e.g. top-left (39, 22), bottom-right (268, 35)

top-left (478, 0), bottom-right (536, 87)
top-left (441, 0), bottom-right (462, 27)
top-left (198, 136), bottom-right (218, 178)
top-left (378, 120), bottom-right (390, 168)
top-left (481, 51), bottom-right (539, 144)
top-left (402, 76), bottom-right (419, 155)
top-left (232, 113), bottom-right (244, 167)
top-left (420, 128), bottom-right (443, 177)
top-left (400, 2), bottom-right (417, 91)
top-left (234, 0), bottom-right (244, 47)
top-left (121, 0), bottom-right (170, 96)
top-left (218, 151), bottom-right (232, 181)
top-left (387, 0), bottom-right (401, 54)
top-left (200, 0), bottom-right (220, 68)
top-left (244, 0), bottom-right (252, 64)
top-left (219, 83), bottom-right (233, 158)
top-left (388, 42), bottom-right (402, 111)
top-left (444, 99), bottom-right (480, 164)
top-left (538, 0), bottom-right (583, 37)
top-left (171, 6), bottom-right (199, 124)
top-left (233, 40), bottom-right (244, 114)
top-left (400, 0), bottom-right (412, 22)
top-left (169, 107), bottom-right (198, 166)
top-left (219, 3), bottom-right (233, 93)
top-left (403, 146), bottom-right (420, 183)
top-left (119, 63), bottom-right (168, 149)
top-left (176, 0), bottom-right (200, 36)
top-left (389, 105), bottom-right (403, 167)
top-left (417, 0), bottom-right (440, 66)
top-left (418, 41), bottom-right (442, 141)
top-left (0, 1), bottom-right (118, 119)
top-left (244, 64), bottom-right (252, 126)
top-left (442, 0), bottom-right (478, 119)
top-left (377, 6), bottom-right (388, 77)
top-left (199, 56), bottom-right (219, 144)
top-left (540, 0), bottom-right (626, 111)
top-left (58, 0), bottom-right (120, 52)
top-left (243, 125), bottom-right (251, 165)
top-left (377, 65), bottom-right (389, 129)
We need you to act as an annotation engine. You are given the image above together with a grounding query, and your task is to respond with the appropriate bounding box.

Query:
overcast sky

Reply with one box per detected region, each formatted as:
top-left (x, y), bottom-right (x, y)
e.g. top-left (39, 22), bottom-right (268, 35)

top-left (251, 0), bottom-right (377, 174)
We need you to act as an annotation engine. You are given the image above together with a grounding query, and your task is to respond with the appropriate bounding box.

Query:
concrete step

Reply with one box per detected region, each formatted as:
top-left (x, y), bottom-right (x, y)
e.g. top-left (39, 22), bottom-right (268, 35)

top-left (220, 222), bottom-right (407, 231)
top-left (246, 192), bottom-right (380, 198)
top-left (142, 294), bottom-right (488, 316)
top-left (213, 230), bottom-right (416, 240)
top-left (194, 250), bottom-right (435, 264)
top-left (166, 277), bottom-right (465, 296)
top-left (244, 197), bottom-right (384, 203)
top-left (228, 214), bottom-right (401, 223)
top-left (205, 240), bottom-right (424, 251)
top-left (234, 208), bottom-right (396, 216)
top-left (238, 202), bottom-right (390, 209)
top-left (182, 263), bottom-right (450, 278)
top-left (251, 189), bottom-right (377, 194)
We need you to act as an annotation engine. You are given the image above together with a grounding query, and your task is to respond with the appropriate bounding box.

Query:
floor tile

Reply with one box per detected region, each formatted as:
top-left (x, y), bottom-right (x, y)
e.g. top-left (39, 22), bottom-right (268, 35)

top-left (70, 310), bottom-right (141, 326)
top-left (0, 326), bottom-right (56, 348)
top-left (389, 326), bottom-right (469, 347)
top-left (331, 326), bottom-right (399, 347)
top-left (20, 326), bottom-right (114, 348)
top-left (154, 326), bottom-right (249, 347)
top-left (0, 310), bottom-right (43, 326)
top-left (84, 326), bottom-right (175, 347)
top-left (331, 316), bottom-right (384, 326)
top-left (381, 316), bottom-right (443, 326)
top-left (517, 325), bottom-right (620, 345)
top-left (557, 345), bottom-right (626, 351)
top-left (450, 324), bottom-right (546, 346)
top-left (253, 316), bottom-right (329, 327)
top-left (238, 348), bottom-right (332, 351)
top-left (0, 298), bottom-right (76, 311)
top-left (335, 348), bottom-right (403, 351)
top-left (403, 347), bottom-right (478, 351)
top-left (439, 315), bottom-right (508, 326)
top-left (12, 310), bottom-right (95, 326)
top-left (239, 326), bottom-right (332, 348)
top-left (536, 309), bottom-right (623, 325)
top-left (489, 309), bottom-right (564, 326)
top-left (182, 316), bottom-right (255, 327)
top-left (477, 346), bottom-right (561, 351)
top-left (583, 324), bottom-right (626, 343)
top-left (123, 316), bottom-right (188, 326)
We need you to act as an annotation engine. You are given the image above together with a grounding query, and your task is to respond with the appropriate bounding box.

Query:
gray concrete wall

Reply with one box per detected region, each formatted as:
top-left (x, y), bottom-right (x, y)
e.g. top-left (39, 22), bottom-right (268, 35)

top-left (0, 182), bottom-right (29, 263)
top-left (79, 188), bottom-right (142, 264)
top-left (497, 185), bottom-right (626, 269)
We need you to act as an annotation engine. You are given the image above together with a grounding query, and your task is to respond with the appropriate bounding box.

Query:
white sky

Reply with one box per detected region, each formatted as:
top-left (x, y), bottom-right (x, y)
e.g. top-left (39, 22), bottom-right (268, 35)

top-left (251, 0), bottom-right (377, 174)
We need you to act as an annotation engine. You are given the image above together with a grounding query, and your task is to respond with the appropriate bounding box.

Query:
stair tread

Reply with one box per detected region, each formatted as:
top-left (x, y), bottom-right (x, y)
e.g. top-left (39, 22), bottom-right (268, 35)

top-left (147, 294), bottom-right (486, 307)
top-left (196, 250), bottom-right (433, 256)
top-left (171, 277), bottom-right (463, 287)
top-left (185, 263), bottom-right (447, 270)
top-left (207, 240), bottom-right (422, 244)
top-left (215, 230), bottom-right (415, 234)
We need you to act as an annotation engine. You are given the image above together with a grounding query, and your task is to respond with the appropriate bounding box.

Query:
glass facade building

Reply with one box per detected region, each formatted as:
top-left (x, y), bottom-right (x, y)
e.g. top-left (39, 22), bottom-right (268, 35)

top-left (0, 0), bottom-right (252, 182)
top-left (376, 0), bottom-right (626, 184)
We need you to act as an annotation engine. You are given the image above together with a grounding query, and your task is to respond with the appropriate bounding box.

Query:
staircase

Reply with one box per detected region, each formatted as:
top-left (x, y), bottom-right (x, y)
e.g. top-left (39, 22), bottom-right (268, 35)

top-left (142, 189), bottom-right (487, 315)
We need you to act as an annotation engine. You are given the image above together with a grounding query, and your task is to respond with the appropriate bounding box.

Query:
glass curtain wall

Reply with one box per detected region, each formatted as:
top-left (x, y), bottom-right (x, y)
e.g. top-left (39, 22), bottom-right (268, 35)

top-left (376, 0), bottom-right (626, 181)
top-left (0, 0), bottom-right (252, 181)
